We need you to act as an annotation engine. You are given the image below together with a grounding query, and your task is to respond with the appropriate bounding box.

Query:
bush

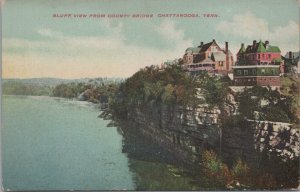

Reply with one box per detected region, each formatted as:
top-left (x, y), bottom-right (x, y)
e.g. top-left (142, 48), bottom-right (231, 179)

top-left (232, 158), bottom-right (250, 184)
top-left (201, 150), bottom-right (280, 189)
top-left (202, 150), bottom-right (232, 186)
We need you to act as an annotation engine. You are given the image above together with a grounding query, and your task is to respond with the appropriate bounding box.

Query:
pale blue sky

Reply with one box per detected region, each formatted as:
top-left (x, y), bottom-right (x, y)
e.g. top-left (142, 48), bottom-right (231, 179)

top-left (3, 0), bottom-right (299, 78)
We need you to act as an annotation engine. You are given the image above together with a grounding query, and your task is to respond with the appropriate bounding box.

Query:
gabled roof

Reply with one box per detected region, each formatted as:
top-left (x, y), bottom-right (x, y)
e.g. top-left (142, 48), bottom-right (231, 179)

top-left (245, 45), bottom-right (253, 53)
top-left (239, 40), bottom-right (281, 54)
top-left (185, 41), bottom-right (219, 54)
top-left (200, 42), bottom-right (214, 52)
top-left (256, 40), bottom-right (266, 52)
top-left (266, 46), bottom-right (281, 53)
top-left (238, 44), bottom-right (246, 54)
top-left (212, 52), bottom-right (226, 61)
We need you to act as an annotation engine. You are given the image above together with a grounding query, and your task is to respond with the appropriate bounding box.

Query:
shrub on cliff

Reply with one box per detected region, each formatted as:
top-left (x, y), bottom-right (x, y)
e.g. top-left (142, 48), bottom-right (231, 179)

top-left (52, 82), bottom-right (119, 103)
top-left (238, 86), bottom-right (295, 123)
top-left (231, 158), bottom-right (250, 184)
top-left (111, 63), bottom-right (230, 118)
top-left (199, 74), bottom-right (229, 108)
top-left (202, 150), bottom-right (232, 186)
top-left (201, 150), bottom-right (282, 189)
top-left (114, 64), bottom-right (201, 109)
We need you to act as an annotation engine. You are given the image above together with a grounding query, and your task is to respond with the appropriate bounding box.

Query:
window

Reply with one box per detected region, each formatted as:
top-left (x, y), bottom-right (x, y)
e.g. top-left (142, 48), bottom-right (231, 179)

top-left (252, 69), bottom-right (256, 75)
top-left (261, 69), bottom-right (265, 74)
top-left (237, 70), bottom-right (241, 75)
top-left (244, 70), bottom-right (248, 75)
top-left (258, 54), bottom-right (260, 59)
top-left (268, 54), bottom-right (271, 59)
top-left (271, 69), bottom-right (275, 75)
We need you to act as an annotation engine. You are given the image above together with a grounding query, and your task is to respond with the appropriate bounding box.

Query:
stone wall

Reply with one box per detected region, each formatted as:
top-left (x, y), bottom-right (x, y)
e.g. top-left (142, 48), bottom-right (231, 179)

top-left (251, 120), bottom-right (299, 160)
top-left (222, 119), bottom-right (299, 165)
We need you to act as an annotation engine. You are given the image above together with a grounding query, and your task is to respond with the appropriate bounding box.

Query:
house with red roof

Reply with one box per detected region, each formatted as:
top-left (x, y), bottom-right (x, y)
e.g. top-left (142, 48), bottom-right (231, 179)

top-left (182, 39), bottom-right (234, 75)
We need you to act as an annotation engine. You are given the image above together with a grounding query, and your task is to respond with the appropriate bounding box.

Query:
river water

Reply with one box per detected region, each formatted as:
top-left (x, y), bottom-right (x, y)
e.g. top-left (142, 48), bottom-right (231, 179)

top-left (2, 95), bottom-right (202, 190)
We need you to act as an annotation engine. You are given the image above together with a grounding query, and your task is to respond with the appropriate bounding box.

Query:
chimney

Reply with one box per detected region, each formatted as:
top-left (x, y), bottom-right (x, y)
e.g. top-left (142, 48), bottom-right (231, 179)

top-left (198, 41), bottom-right (204, 48)
top-left (265, 40), bottom-right (269, 47)
top-left (253, 40), bottom-right (257, 47)
top-left (212, 39), bottom-right (216, 43)
top-left (225, 41), bottom-right (229, 71)
top-left (225, 42), bottom-right (228, 53)
top-left (289, 51), bottom-right (292, 59)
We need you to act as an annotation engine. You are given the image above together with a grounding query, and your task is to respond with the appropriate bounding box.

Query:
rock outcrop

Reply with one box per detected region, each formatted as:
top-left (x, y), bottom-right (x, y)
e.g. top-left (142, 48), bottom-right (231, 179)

top-left (123, 101), bottom-right (299, 165)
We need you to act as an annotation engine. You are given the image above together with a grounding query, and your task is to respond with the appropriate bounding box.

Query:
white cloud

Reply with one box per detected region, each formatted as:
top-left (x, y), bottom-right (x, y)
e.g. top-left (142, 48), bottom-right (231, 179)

top-left (216, 11), bottom-right (299, 54)
top-left (155, 20), bottom-right (185, 41)
top-left (154, 19), bottom-right (193, 58)
top-left (3, 20), bottom-right (192, 78)
top-left (38, 28), bottom-right (62, 38)
top-left (216, 12), bottom-right (269, 39)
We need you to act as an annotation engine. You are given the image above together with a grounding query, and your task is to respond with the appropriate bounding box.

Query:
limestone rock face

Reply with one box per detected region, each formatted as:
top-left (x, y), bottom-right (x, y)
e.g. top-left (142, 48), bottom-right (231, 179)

top-left (125, 101), bottom-right (299, 164)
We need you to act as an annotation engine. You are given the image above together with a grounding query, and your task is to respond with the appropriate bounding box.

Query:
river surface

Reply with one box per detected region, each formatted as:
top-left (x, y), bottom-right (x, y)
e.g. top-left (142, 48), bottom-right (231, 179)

top-left (2, 95), bottom-right (202, 190)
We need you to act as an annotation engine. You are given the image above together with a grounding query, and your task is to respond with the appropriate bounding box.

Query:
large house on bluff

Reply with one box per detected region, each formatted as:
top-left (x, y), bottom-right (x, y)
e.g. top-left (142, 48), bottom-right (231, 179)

top-left (283, 51), bottom-right (300, 74)
top-left (233, 40), bottom-right (284, 87)
top-left (182, 39), bottom-right (234, 75)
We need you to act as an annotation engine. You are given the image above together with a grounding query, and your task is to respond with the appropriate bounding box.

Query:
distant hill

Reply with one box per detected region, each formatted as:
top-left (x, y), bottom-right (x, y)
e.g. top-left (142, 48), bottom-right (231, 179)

top-left (2, 77), bottom-right (125, 87)
top-left (2, 77), bottom-right (125, 96)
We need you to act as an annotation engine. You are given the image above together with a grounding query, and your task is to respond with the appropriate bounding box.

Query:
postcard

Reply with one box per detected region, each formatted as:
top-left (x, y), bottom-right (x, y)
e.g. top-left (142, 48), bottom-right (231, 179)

top-left (1, 0), bottom-right (299, 191)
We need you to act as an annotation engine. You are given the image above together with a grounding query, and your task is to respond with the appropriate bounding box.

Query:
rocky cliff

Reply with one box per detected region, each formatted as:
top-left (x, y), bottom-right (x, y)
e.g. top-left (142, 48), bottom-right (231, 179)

top-left (123, 100), bottom-right (299, 166)
top-left (125, 102), bottom-right (220, 164)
